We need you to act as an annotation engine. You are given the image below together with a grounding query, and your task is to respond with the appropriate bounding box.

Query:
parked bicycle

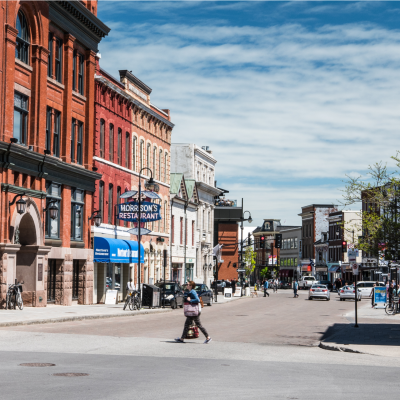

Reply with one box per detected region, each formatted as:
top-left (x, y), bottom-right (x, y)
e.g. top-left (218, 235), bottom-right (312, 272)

top-left (123, 290), bottom-right (141, 311)
top-left (5, 281), bottom-right (24, 310)
top-left (385, 296), bottom-right (399, 315)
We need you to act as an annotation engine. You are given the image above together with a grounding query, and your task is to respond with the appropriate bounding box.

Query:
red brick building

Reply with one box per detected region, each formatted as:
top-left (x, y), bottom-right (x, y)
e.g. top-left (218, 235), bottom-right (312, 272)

top-left (93, 64), bottom-right (174, 302)
top-left (0, 0), bottom-right (109, 307)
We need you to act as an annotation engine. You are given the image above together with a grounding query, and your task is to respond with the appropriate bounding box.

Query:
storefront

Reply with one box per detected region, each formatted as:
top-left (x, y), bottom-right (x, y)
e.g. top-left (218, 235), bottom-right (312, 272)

top-left (93, 237), bottom-right (144, 303)
top-left (315, 267), bottom-right (328, 281)
top-left (172, 263), bottom-right (182, 283)
top-left (328, 264), bottom-right (341, 282)
top-left (279, 269), bottom-right (295, 283)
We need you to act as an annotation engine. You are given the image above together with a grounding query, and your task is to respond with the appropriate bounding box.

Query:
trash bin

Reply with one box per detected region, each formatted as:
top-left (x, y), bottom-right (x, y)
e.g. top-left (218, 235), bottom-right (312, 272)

top-left (142, 284), bottom-right (161, 308)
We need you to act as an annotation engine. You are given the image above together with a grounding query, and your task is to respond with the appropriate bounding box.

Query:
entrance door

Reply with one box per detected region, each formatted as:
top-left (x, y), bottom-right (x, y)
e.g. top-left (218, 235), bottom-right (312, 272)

top-left (72, 260), bottom-right (79, 300)
top-left (47, 259), bottom-right (56, 303)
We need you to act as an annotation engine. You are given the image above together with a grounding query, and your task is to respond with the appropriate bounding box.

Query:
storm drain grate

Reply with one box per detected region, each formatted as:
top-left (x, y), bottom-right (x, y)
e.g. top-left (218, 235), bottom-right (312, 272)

top-left (53, 373), bottom-right (89, 377)
top-left (19, 363), bottom-right (56, 367)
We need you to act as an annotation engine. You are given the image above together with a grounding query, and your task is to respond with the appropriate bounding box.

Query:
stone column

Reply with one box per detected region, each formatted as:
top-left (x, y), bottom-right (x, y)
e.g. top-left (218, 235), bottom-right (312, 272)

top-left (79, 258), bottom-right (93, 305)
top-left (57, 254), bottom-right (73, 306)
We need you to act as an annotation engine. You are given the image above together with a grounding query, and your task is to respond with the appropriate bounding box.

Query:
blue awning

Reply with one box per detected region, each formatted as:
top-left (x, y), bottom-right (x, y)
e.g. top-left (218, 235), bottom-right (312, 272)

top-left (93, 237), bottom-right (145, 263)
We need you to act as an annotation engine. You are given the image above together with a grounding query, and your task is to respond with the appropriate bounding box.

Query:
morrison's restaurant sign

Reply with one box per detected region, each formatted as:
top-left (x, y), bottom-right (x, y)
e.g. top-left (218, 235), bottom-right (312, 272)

top-left (117, 201), bottom-right (161, 222)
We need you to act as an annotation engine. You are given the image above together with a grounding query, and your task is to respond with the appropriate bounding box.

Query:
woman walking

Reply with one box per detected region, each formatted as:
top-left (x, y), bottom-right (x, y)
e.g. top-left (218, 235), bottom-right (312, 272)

top-left (175, 281), bottom-right (212, 344)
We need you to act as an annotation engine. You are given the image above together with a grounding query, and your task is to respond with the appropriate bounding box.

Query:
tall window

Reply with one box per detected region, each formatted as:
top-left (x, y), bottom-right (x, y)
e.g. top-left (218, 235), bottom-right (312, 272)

top-left (13, 92), bottom-right (28, 144)
top-left (16, 12), bottom-right (30, 64)
top-left (99, 181), bottom-right (104, 223)
top-left (71, 188), bottom-right (84, 241)
top-left (125, 133), bottom-right (129, 168)
top-left (108, 184), bottom-right (113, 225)
top-left (185, 218), bottom-right (188, 246)
top-left (202, 210), bottom-right (205, 231)
top-left (140, 140), bottom-right (144, 171)
top-left (100, 119), bottom-right (105, 158)
top-left (153, 146), bottom-right (156, 177)
top-left (71, 119), bottom-right (76, 162)
top-left (180, 217), bottom-right (183, 244)
top-left (47, 33), bottom-right (53, 77)
top-left (192, 221), bottom-right (195, 246)
top-left (53, 110), bottom-right (61, 157)
top-left (171, 215), bottom-right (174, 244)
top-left (45, 182), bottom-right (61, 239)
top-left (164, 201), bottom-right (167, 233)
top-left (73, 50), bottom-right (77, 91)
top-left (78, 53), bottom-right (84, 95)
top-left (109, 124), bottom-right (114, 162)
top-left (208, 211), bottom-right (211, 232)
top-left (159, 149), bottom-right (162, 180)
top-left (46, 107), bottom-right (51, 152)
top-left (147, 143), bottom-right (151, 169)
top-left (76, 121), bottom-right (83, 165)
top-left (117, 128), bottom-right (122, 165)
top-left (132, 136), bottom-right (137, 171)
top-left (164, 153), bottom-right (168, 182)
top-left (54, 37), bottom-right (62, 83)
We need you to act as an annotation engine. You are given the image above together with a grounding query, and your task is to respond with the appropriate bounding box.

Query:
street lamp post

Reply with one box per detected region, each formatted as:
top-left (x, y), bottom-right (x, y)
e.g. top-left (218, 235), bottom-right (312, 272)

top-left (240, 202), bottom-right (253, 289)
top-left (137, 167), bottom-right (159, 302)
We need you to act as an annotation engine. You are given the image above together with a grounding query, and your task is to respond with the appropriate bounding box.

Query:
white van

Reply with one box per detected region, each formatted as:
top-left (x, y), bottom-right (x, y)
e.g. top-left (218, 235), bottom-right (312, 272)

top-left (356, 281), bottom-right (385, 298)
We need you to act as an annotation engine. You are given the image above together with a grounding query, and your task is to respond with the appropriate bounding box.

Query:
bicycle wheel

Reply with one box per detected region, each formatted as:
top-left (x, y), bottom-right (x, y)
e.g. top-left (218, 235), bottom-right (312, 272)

top-left (128, 297), bottom-right (135, 311)
top-left (134, 297), bottom-right (141, 310)
top-left (123, 297), bottom-right (129, 311)
top-left (16, 292), bottom-right (23, 310)
top-left (385, 303), bottom-right (395, 315)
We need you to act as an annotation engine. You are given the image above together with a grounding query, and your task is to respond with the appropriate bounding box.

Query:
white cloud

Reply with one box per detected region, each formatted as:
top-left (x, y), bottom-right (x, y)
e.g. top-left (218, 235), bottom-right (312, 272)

top-left (98, 18), bottom-right (400, 226)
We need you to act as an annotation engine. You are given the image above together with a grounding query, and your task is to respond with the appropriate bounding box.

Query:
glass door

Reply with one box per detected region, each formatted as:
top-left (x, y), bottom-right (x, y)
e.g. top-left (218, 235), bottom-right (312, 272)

top-left (72, 260), bottom-right (79, 300)
top-left (47, 259), bottom-right (56, 303)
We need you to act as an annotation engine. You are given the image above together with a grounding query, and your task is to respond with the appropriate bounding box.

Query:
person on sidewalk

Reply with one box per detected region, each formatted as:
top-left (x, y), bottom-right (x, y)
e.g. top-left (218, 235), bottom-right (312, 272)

top-left (175, 281), bottom-right (212, 344)
top-left (370, 283), bottom-right (376, 308)
top-left (274, 278), bottom-right (279, 293)
top-left (231, 279), bottom-right (236, 296)
top-left (293, 280), bottom-right (299, 298)
top-left (264, 280), bottom-right (270, 297)
top-left (126, 278), bottom-right (135, 292)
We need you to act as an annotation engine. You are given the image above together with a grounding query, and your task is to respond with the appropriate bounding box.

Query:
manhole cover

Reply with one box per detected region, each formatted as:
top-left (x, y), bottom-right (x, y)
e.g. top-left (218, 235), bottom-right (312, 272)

top-left (19, 363), bottom-right (56, 367)
top-left (53, 373), bottom-right (89, 377)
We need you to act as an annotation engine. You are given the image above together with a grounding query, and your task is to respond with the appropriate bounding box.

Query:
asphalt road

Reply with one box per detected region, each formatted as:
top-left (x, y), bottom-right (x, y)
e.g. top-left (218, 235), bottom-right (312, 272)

top-left (1, 290), bottom-right (400, 400)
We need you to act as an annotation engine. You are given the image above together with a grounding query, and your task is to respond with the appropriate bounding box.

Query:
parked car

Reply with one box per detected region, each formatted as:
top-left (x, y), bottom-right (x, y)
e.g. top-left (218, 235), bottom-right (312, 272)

top-left (339, 285), bottom-right (362, 301)
top-left (155, 281), bottom-right (185, 309)
top-left (308, 284), bottom-right (330, 301)
top-left (182, 283), bottom-right (213, 306)
top-left (279, 281), bottom-right (292, 290)
top-left (356, 281), bottom-right (385, 298)
top-left (299, 276), bottom-right (318, 289)
top-left (318, 280), bottom-right (333, 291)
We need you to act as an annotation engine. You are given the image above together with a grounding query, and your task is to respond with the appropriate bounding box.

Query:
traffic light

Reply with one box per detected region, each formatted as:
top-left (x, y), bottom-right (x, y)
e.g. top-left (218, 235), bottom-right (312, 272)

top-left (260, 236), bottom-right (265, 249)
top-left (342, 241), bottom-right (347, 253)
top-left (275, 234), bottom-right (282, 248)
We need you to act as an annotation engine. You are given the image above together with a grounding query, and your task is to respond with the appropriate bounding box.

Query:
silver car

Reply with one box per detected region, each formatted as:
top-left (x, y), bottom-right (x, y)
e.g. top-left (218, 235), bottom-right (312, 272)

top-left (309, 284), bottom-right (330, 301)
top-left (339, 285), bottom-right (362, 301)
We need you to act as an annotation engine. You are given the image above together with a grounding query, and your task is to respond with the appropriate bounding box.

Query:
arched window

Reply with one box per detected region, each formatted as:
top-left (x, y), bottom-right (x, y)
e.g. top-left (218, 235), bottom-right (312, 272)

top-left (109, 124), bottom-right (114, 162)
top-left (99, 119), bottom-right (105, 158)
top-left (108, 184), bottom-right (113, 225)
top-left (132, 136), bottom-right (137, 171)
top-left (125, 132), bottom-right (130, 168)
top-left (164, 201), bottom-right (167, 233)
top-left (164, 152), bottom-right (168, 182)
top-left (117, 128), bottom-right (122, 165)
top-left (159, 149), bottom-right (162, 180)
top-left (153, 146), bottom-right (156, 177)
top-left (16, 11), bottom-right (30, 64)
top-left (140, 140), bottom-right (144, 171)
top-left (99, 181), bottom-right (104, 223)
top-left (147, 143), bottom-right (151, 170)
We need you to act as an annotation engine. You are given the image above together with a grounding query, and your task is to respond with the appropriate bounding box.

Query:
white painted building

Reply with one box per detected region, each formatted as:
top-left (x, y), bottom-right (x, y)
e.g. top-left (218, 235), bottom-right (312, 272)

top-left (169, 173), bottom-right (199, 284)
top-left (170, 144), bottom-right (222, 284)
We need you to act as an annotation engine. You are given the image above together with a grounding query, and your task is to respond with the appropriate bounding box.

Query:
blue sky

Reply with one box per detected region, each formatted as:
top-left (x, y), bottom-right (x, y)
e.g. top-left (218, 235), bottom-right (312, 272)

top-left (97, 1), bottom-right (400, 227)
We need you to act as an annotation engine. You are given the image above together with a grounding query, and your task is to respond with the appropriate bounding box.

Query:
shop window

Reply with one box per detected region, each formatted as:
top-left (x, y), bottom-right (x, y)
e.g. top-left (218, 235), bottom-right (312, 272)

top-left (13, 92), bottom-right (28, 145)
top-left (16, 11), bottom-right (30, 64)
top-left (71, 188), bottom-right (84, 241)
top-left (45, 182), bottom-right (61, 239)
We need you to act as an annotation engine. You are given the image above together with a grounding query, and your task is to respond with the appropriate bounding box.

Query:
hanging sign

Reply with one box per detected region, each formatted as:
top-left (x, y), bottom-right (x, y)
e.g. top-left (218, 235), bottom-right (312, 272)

top-left (117, 201), bottom-right (161, 222)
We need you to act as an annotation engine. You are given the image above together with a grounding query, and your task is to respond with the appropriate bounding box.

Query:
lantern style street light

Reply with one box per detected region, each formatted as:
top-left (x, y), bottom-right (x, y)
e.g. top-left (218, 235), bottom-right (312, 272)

top-left (43, 200), bottom-right (59, 220)
top-left (9, 193), bottom-right (27, 215)
top-left (89, 210), bottom-right (102, 227)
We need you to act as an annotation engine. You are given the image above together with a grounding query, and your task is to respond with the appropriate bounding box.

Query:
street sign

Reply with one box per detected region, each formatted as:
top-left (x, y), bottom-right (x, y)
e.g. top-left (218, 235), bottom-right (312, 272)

top-left (348, 249), bottom-right (358, 262)
top-left (362, 258), bottom-right (377, 263)
top-left (352, 263), bottom-right (359, 275)
top-left (373, 286), bottom-right (387, 309)
top-left (237, 269), bottom-right (245, 272)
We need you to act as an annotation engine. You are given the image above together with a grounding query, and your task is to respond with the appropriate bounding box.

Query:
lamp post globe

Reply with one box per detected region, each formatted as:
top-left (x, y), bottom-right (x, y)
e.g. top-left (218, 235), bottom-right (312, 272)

top-left (16, 198), bottom-right (26, 215)
top-left (49, 203), bottom-right (58, 220)
top-left (208, 263), bottom-right (213, 270)
top-left (94, 213), bottom-right (102, 227)
top-left (145, 177), bottom-right (159, 193)
top-left (248, 216), bottom-right (253, 224)
top-left (203, 264), bottom-right (207, 271)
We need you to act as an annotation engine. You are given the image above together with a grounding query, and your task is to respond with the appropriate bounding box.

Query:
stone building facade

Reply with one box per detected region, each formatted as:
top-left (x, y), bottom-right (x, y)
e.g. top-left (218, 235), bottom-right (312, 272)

top-left (170, 173), bottom-right (199, 284)
top-left (93, 65), bottom-right (173, 302)
top-left (170, 144), bottom-right (221, 285)
top-left (0, 0), bottom-right (109, 307)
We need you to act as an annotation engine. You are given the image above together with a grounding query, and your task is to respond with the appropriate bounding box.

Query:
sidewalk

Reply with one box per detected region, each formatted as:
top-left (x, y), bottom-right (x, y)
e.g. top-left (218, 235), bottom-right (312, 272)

top-left (0, 294), bottom-right (243, 327)
top-left (320, 300), bottom-right (400, 357)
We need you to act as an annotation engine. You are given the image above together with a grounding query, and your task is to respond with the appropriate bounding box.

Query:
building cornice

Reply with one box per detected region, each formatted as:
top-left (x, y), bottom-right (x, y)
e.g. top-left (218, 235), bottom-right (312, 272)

top-left (196, 181), bottom-right (222, 196)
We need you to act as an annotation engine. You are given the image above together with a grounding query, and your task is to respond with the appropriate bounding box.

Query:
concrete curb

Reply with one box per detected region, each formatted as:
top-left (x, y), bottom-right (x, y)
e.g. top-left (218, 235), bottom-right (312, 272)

top-left (0, 308), bottom-right (173, 328)
top-left (319, 341), bottom-right (364, 354)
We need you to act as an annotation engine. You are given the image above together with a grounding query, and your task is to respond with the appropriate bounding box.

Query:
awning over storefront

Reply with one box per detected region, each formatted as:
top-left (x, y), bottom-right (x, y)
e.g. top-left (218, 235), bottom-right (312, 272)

top-left (93, 237), bottom-right (145, 263)
top-left (280, 269), bottom-right (294, 277)
top-left (328, 266), bottom-right (340, 273)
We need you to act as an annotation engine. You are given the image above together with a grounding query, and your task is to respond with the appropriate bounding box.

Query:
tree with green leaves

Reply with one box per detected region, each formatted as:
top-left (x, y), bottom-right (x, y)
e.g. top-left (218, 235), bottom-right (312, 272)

top-left (260, 267), bottom-right (269, 279)
top-left (342, 158), bottom-right (400, 261)
top-left (243, 245), bottom-right (256, 280)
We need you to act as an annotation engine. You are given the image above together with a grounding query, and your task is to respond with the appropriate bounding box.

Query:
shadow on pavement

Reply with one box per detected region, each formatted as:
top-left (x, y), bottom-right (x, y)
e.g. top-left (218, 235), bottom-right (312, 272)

top-left (321, 322), bottom-right (400, 346)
